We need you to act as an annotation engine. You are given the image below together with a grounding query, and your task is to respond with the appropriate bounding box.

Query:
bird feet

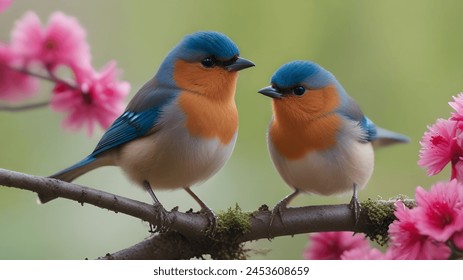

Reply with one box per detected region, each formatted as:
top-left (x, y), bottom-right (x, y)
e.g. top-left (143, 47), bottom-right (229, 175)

top-left (268, 189), bottom-right (300, 238)
top-left (184, 186), bottom-right (217, 235)
top-left (144, 180), bottom-right (174, 233)
top-left (200, 206), bottom-right (217, 235)
top-left (268, 199), bottom-right (288, 238)
top-left (349, 183), bottom-right (361, 225)
top-left (149, 202), bottom-right (175, 233)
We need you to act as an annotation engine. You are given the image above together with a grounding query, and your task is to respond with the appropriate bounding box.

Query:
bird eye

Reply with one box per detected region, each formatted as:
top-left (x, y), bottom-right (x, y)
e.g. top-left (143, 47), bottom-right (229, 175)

top-left (201, 57), bottom-right (215, 68)
top-left (293, 86), bottom-right (306, 96)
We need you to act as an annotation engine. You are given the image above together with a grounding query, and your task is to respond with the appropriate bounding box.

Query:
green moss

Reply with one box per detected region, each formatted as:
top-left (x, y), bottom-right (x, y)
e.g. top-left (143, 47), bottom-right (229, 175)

top-left (360, 196), bottom-right (415, 246)
top-left (216, 204), bottom-right (251, 236)
top-left (204, 204), bottom-right (251, 259)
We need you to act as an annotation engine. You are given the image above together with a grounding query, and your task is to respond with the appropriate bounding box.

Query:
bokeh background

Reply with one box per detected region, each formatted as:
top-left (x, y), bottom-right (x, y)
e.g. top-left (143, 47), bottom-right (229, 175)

top-left (0, 0), bottom-right (461, 259)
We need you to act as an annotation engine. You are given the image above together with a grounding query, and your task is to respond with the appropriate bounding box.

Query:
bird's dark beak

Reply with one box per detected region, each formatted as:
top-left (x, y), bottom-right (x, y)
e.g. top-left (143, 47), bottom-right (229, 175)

top-left (258, 86), bottom-right (283, 99)
top-left (226, 57), bottom-right (255, 72)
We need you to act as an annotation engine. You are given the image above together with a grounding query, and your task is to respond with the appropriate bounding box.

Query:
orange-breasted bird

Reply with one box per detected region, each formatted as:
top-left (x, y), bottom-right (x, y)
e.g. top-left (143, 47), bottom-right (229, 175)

top-left (258, 60), bottom-right (408, 221)
top-left (42, 31), bottom-right (255, 227)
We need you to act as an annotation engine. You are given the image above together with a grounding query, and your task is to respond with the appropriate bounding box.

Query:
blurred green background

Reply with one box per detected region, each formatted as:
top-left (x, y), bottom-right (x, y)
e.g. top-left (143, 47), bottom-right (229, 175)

top-left (0, 0), bottom-right (461, 259)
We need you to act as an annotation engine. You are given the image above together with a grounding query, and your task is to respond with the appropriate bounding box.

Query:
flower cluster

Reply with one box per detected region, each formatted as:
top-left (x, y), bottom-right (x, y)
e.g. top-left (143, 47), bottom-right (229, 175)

top-left (304, 180), bottom-right (463, 260)
top-left (418, 94), bottom-right (463, 181)
top-left (388, 180), bottom-right (463, 259)
top-left (304, 182), bottom-right (463, 260)
top-left (0, 11), bottom-right (130, 135)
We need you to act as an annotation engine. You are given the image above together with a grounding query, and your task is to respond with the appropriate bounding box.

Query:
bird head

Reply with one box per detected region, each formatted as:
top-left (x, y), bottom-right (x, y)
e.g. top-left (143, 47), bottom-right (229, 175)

top-left (157, 31), bottom-right (254, 101)
top-left (258, 60), bottom-right (342, 122)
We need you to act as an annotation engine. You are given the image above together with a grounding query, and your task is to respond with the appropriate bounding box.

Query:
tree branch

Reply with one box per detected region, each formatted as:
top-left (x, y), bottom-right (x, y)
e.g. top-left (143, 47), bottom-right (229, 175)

top-left (0, 100), bottom-right (50, 111)
top-left (98, 232), bottom-right (199, 260)
top-left (0, 168), bottom-right (406, 259)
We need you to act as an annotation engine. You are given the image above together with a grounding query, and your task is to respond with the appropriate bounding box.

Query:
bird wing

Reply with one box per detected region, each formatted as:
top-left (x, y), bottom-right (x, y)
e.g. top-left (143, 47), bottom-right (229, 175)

top-left (336, 88), bottom-right (409, 146)
top-left (341, 108), bottom-right (409, 146)
top-left (337, 94), bottom-right (377, 143)
top-left (90, 78), bottom-right (177, 157)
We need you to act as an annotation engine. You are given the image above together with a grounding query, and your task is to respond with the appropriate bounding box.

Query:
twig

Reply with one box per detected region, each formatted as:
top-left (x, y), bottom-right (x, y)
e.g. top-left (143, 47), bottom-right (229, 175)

top-left (4, 64), bottom-right (77, 90)
top-left (0, 100), bottom-right (50, 111)
top-left (0, 64), bottom-right (78, 112)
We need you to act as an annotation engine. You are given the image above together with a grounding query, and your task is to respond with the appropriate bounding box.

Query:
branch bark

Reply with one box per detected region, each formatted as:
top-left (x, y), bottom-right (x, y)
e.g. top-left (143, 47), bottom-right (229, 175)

top-left (0, 168), bottom-right (403, 259)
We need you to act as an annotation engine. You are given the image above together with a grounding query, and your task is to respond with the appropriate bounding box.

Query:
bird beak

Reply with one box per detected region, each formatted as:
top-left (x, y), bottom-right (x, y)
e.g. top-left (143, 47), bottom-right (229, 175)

top-left (226, 57), bottom-right (255, 72)
top-left (258, 86), bottom-right (283, 99)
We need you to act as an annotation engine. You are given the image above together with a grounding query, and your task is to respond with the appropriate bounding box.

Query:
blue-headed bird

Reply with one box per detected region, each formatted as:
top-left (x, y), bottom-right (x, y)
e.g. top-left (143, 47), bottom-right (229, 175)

top-left (258, 60), bottom-right (408, 222)
top-left (41, 31), bottom-right (254, 227)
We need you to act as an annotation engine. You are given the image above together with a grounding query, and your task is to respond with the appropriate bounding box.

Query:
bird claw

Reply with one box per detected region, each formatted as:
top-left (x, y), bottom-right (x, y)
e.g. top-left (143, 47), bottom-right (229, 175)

top-left (268, 200), bottom-right (288, 239)
top-left (349, 184), bottom-right (361, 225)
top-left (268, 190), bottom-right (300, 238)
top-left (200, 206), bottom-right (217, 235)
top-left (149, 203), bottom-right (174, 233)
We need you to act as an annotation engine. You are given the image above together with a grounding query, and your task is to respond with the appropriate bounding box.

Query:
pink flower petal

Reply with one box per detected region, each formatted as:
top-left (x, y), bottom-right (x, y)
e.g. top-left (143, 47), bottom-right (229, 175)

top-left (303, 231), bottom-right (370, 260)
top-left (388, 201), bottom-right (451, 260)
top-left (0, 0), bottom-right (12, 13)
top-left (341, 248), bottom-right (389, 260)
top-left (418, 118), bottom-right (463, 177)
top-left (43, 12), bottom-right (91, 68)
top-left (415, 181), bottom-right (463, 241)
top-left (0, 44), bottom-right (38, 102)
top-left (449, 93), bottom-right (463, 121)
top-left (453, 231), bottom-right (463, 250)
top-left (51, 63), bottom-right (130, 136)
top-left (10, 11), bottom-right (91, 69)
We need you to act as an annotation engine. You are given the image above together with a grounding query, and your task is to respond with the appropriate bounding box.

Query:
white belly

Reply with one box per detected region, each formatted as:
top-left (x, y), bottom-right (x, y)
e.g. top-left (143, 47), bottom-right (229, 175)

top-left (268, 136), bottom-right (374, 196)
top-left (115, 103), bottom-right (236, 189)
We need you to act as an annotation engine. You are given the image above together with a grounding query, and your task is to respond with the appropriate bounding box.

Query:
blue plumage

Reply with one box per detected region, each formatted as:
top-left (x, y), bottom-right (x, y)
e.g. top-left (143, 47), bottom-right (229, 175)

top-left (91, 108), bottom-right (163, 157)
top-left (359, 116), bottom-right (377, 142)
top-left (271, 60), bottom-right (335, 89)
top-left (181, 31), bottom-right (239, 60)
top-left (91, 77), bottom-right (178, 157)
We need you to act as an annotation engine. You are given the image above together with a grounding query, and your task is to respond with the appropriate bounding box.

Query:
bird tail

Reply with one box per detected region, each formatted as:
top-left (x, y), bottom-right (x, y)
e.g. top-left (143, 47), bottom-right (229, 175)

top-left (372, 127), bottom-right (410, 148)
top-left (38, 156), bottom-right (100, 204)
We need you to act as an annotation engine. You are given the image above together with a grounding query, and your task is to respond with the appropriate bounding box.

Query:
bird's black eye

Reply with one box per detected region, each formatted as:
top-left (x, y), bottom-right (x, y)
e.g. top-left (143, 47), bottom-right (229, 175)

top-left (293, 86), bottom-right (306, 96)
top-left (201, 57), bottom-right (215, 68)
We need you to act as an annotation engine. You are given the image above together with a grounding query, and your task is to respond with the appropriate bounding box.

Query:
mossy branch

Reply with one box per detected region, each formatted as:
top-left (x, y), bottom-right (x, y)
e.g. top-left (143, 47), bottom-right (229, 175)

top-left (0, 168), bottom-right (410, 259)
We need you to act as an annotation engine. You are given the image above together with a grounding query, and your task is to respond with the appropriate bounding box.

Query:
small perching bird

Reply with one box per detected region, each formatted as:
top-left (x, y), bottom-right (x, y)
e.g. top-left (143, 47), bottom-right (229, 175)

top-left (258, 60), bottom-right (409, 224)
top-left (42, 31), bottom-right (255, 228)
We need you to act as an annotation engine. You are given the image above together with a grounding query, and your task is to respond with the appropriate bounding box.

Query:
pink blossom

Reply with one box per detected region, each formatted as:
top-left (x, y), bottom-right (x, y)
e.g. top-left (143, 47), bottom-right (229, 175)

top-left (303, 231), bottom-right (370, 260)
top-left (50, 62), bottom-right (130, 136)
top-left (11, 11), bottom-right (91, 70)
top-left (418, 118), bottom-right (463, 180)
top-left (341, 247), bottom-right (389, 260)
top-left (0, 0), bottom-right (11, 13)
top-left (388, 201), bottom-right (451, 260)
top-left (449, 93), bottom-right (463, 121)
top-left (0, 44), bottom-right (38, 102)
top-left (452, 231), bottom-right (463, 250)
top-left (414, 181), bottom-right (463, 241)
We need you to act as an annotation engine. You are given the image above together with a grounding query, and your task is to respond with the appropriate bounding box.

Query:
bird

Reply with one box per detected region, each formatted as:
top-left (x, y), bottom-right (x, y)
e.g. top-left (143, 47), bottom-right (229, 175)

top-left (40, 31), bottom-right (255, 228)
top-left (258, 60), bottom-right (408, 224)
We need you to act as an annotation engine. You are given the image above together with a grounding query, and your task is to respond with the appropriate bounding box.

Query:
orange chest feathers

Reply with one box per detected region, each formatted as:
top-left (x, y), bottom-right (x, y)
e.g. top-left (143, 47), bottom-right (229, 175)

top-left (269, 86), bottom-right (342, 160)
top-left (174, 60), bottom-right (239, 145)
